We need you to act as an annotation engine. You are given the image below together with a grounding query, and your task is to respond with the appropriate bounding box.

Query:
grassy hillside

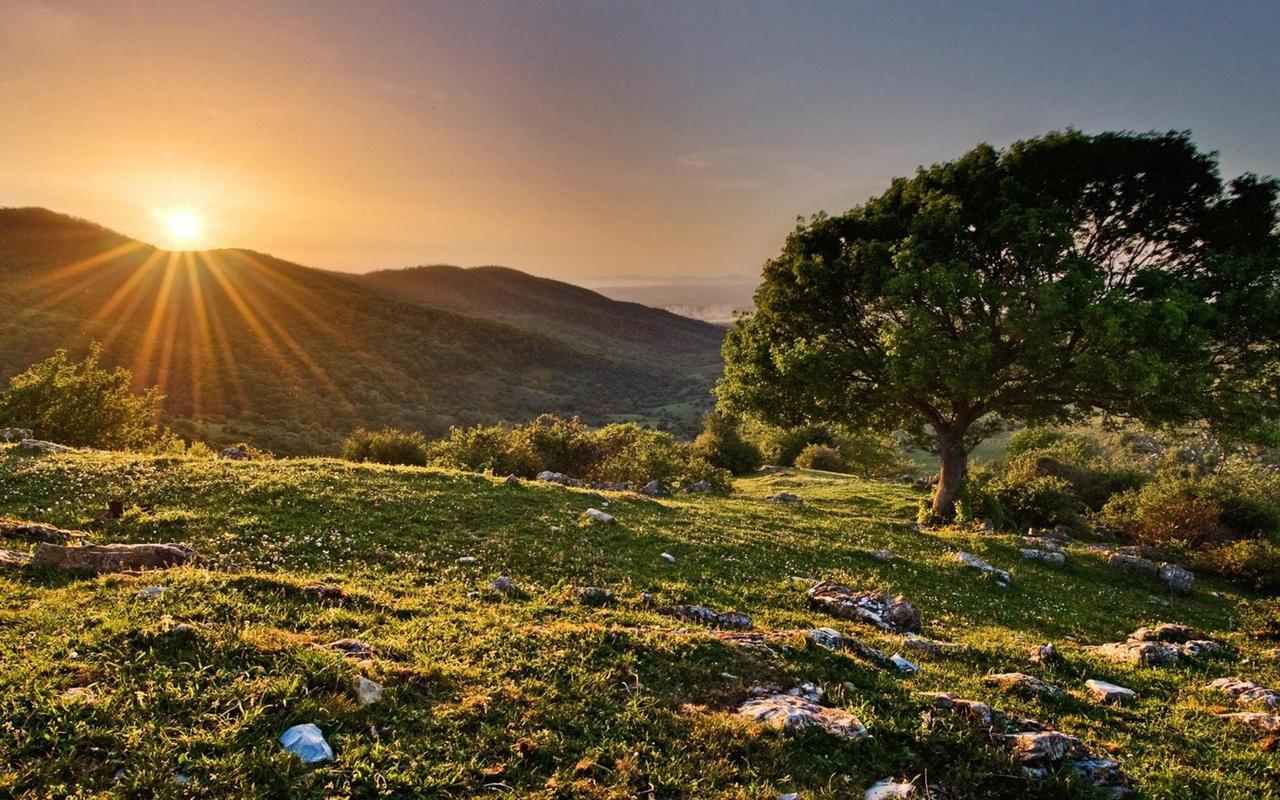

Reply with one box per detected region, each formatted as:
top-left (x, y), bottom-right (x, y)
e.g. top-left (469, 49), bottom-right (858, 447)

top-left (1, 446), bottom-right (1276, 798)
top-left (0, 209), bottom-right (721, 454)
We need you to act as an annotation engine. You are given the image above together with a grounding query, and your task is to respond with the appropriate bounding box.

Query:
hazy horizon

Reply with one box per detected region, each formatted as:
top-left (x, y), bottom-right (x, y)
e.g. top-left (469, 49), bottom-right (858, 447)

top-left (4, 0), bottom-right (1279, 285)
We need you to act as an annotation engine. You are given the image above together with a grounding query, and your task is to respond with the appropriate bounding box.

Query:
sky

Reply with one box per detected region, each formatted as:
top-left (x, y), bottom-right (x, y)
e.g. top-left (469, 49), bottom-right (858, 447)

top-left (3, 0), bottom-right (1279, 284)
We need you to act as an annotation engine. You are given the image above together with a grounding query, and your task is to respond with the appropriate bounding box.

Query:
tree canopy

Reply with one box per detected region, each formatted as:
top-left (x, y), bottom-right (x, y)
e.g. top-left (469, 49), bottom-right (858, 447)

top-left (718, 130), bottom-right (1280, 518)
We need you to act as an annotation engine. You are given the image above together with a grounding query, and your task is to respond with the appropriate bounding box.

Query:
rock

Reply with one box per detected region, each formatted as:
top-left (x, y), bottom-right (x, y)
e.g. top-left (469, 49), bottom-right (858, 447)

top-left (890, 653), bottom-right (919, 674)
top-left (1028, 526), bottom-right (1073, 542)
top-left (639, 591), bottom-right (656, 607)
top-left (952, 551), bottom-right (1011, 584)
top-left (352, 675), bottom-right (383, 705)
top-left (1209, 677), bottom-right (1280, 710)
top-left (1181, 639), bottom-right (1225, 657)
top-left (1085, 679), bottom-right (1137, 704)
top-left (31, 542), bottom-right (195, 573)
top-left (1158, 562), bottom-right (1195, 593)
top-left (736, 694), bottom-right (868, 738)
top-left (1003, 730), bottom-right (1086, 764)
top-left (0, 549), bottom-right (32, 570)
top-left (1022, 536), bottom-right (1064, 551)
top-left (1071, 757), bottom-right (1135, 798)
top-left (1129, 623), bottom-right (1201, 643)
top-left (785, 682), bottom-right (824, 702)
top-left (305, 582), bottom-right (347, 602)
top-left (19, 438), bottom-right (73, 454)
top-left (1107, 553), bottom-right (1159, 576)
top-left (279, 723), bottom-right (333, 763)
top-left (536, 471), bottom-right (584, 487)
top-left (807, 627), bottom-right (845, 650)
top-left (0, 427), bottom-right (33, 442)
top-left (807, 581), bottom-right (921, 633)
top-left (583, 508), bottom-right (616, 525)
top-left (864, 778), bottom-right (916, 799)
top-left (135, 586), bottom-right (165, 599)
top-left (456, 556), bottom-right (477, 564)
top-left (490, 575), bottom-right (517, 594)
top-left (807, 627), bottom-right (891, 664)
top-left (924, 692), bottom-right (994, 728)
top-left (1020, 548), bottom-right (1066, 566)
top-left (1217, 712), bottom-right (1280, 733)
top-left (640, 480), bottom-right (671, 497)
top-left (903, 634), bottom-right (965, 656)
top-left (672, 604), bottom-right (751, 630)
top-left (765, 492), bottom-right (804, 505)
top-left (0, 519), bottom-right (77, 544)
top-left (217, 446), bottom-right (251, 461)
top-left (660, 552), bottom-right (676, 564)
top-left (687, 479), bottom-right (713, 494)
top-left (504, 474), bottom-right (520, 486)
top-left (1091, 640), bottom-right (1180, 666)
top-left (984, 673), bottom-right (1064, 698)
top-left (1029, 643), bottom-right (1059, 664)
top-left (325, 638), bottom-right (373, 659)
top-left (574, 586), bottom-right (613, 605)
top-left (60, 686), bottom-right (95, 704)
top-left (869, 549), bottom-right (896, 562)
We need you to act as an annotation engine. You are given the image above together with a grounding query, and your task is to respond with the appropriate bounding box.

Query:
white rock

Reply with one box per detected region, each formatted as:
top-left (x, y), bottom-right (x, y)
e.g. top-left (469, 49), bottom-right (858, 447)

top-left (584, 508), bottom-right (616, 524)
top-left (1085, 679), bottom-right (1137, 704)
top-left (352, 675), bottom-right (383, 706)
top-left (456, 556), bottom-right (477, 564)
top-left (890, 653), bottom-right (919, 673)
top-left (865, 778), bottom-right (916, 799)
top-left (953, 551), bottom-right (1011, 583)
top-left (660, 552), bottom-right (676, 564)
top-left (736, 694), bottom-right (868, 738)
top-left (279, 723), bottom-right (333, 763)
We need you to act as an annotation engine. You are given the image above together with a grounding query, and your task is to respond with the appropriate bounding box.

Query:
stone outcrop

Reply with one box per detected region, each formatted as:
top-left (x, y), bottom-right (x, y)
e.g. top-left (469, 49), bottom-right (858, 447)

top-left (672, 604), bottom-right (751, 630)
top-left (1090, 624), bottom-right (1224, 665)
top-left (1209, 677), bottom-right (1280, 710)
top-left (952, 551), bottom-right (1011, 584)
top-left (807, 581), bottom-right (921, 633)
top-left (983, 672), bottom-right (1064, 698)
top-left (737, 690), bottom-right (868, 738)
top-left (30, 542), bottom-right (195, 573)
top-left (1085, 679), bottom-right (1137, 704)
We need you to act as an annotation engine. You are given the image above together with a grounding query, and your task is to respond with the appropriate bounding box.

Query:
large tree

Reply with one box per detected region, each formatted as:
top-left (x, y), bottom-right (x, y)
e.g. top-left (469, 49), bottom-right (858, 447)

top-left (718, 130), bottom-right (1280, 520)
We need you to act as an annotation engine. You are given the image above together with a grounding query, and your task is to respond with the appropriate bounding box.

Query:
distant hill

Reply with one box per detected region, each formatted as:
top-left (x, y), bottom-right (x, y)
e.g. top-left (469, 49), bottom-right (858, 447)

top-left (0, 208), bottom-right (723, 453)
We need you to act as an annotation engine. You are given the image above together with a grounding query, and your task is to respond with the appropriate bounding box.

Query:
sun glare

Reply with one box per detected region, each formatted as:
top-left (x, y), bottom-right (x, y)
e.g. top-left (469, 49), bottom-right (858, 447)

top-left (161, 209), bottom-right (203, 247)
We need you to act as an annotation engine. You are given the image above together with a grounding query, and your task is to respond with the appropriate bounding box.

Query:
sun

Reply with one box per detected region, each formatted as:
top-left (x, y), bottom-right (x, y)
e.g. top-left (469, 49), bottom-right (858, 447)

top-left (161, 209), bottom-right (203, 247)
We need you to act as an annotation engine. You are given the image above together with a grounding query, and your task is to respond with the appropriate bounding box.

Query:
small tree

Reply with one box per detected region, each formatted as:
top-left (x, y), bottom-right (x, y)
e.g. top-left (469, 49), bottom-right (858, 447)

top-left (0, 345), bottom-right (161, 449)
top-left (691, 412), bottom-right (763, 475)
top-left (720, 131), bottom-right (1280, 520)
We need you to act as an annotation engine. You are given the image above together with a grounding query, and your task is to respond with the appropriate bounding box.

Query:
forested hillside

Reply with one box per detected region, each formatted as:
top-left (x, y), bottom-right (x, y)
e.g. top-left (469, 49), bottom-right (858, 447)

top-left (0, 209), bottom-right (723, 453)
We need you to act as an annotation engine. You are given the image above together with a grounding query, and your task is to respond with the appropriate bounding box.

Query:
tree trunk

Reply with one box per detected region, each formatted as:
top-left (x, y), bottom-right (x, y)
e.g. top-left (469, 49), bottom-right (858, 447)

top-left (930, 428), bottom-right (969, 521)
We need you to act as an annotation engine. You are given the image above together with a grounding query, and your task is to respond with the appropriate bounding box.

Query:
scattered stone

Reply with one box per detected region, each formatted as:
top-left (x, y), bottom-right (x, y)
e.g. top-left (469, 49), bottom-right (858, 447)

top-left (135, 586), bottom-right (165, 600)
top-left (1086, 679), bottom-right (1137, 704)
top-left (869, 549), bottom-right (896, 562)
top-left (1158, 562), bottom-right (1195, 593)
top-left (30, 542), bottom-right (194, 573)
top-left (952, 551), bottom-right (1011, 584)
top-left (1020, 548), bottom-right (1066, 566)
top-left (903, 634), bottom-right (965, 656)
top-left (1071, 758), bottom-right (1135, 798)
top-left (785, 682), bottom-right (824, 702)
top-left (1217, 712), bottom-right (1280, 734)
top-left (574, 586), bottom-right (614, 605)
top-left (984, 672), bottom-right (1064, 698)
top-left (673, 604), bottom-right (751, 630)
top-left (660, 552), bottom-right (676, 564)
top-left (1029, 643), bottom-right (1059, 664)
top-left (890, 653), bottom-right (919, 674)
top-left (583, 508), bottom-right (616, 525)
top-left (504, 474), bottom-right (520, 487)
top-left (1004, 730), bottom-right (1086, 765)
top-left (325, 639), bottom-right (373, 659)
top-left (807, 627), bottom-right (845, 650)
top-left (766, 492), bottom-right (804, 505)
top-left (536, 470), bottom-right (584, 487)
top-left (217, 446), bottom-right (252, 461)
top-left (1182, 639), bottom-right (1225, 657)
top-left (1129, 623), bottom-right (1201, 643)
top-left (305, 583), bottom-right (347, 602)
top-left (352, 675), bottom-right (383, 706)
top-left (1106, 553), bottom-right (1158, 576)
top-left (490, 575), bottom-right (517, 594)
top-left (279, 723), bottom-right (333, 763)
top-left (736, 693), bottom-right (868, 738)
top-left (923, 692), bottom-right (994, 728)
top-left (1021, 536), bottom-right (1064, 552)
top-left (807, 581), bottom-right (921, 633)
top-left (1028, 526), bottom-right (1073, 542)
top-left (0, 549), bottom-right (31, 570)
top-left (640, 480), bottom-right (671, 497)
top-left (0, 519), bottom-right (78, 544)
top-left (864, 778), bottom-right (916, 799)
top-left (807, 627), bottom-right (891, 664)
top-left (1091, 640), bottom-right (1180, 666)
top-left (19, 438), bottom-right (73, 454)
top-left (1209, 677), bottom-right (1280, 710)
top-left (686, 479), bottom-right (713, 494)
top-left (0, 427), bottom-right (33, 442)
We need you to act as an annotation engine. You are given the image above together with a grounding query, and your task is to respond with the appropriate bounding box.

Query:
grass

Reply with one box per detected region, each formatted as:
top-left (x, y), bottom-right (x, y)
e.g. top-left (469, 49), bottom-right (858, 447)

top-left (0, 445), bottom-right (1277, 798)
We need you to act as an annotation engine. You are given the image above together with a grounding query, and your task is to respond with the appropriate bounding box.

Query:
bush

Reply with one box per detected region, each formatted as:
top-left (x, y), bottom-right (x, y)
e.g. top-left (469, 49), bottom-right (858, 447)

top-left (1194, 539), bottom-right (1280, 593)
top-left (0, 345), bottom-right (160, 449)
top-left (990, 474), bottom-right (1083, 531)
top-left (794, 443), bottom-right (845, 472)
top-left (1197, 456), bottom-right (1280, 536)
top-left (429, 424), bottom-right (531, 475)
top-left (589, 424), bottom-right (687, 485)
top-left (506, 415), bottom-right (598, 478)
top-left (691, 412), bottom-right (762, 475)
top-left (1097, 479), bottom-right (1229, 549)
top-left (834, 430), bottom-right (914, 478)
top-left (342, 427), bottom-right (429, 466)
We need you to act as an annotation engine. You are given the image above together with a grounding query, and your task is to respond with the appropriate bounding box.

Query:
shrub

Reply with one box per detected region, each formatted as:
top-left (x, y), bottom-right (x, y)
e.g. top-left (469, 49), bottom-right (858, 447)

top-left (1197, 456), bottom-right (1280, 536)
top-left (1005, 427), bottom-right (1069, 460)
top-left (342, 427), bottom-right (429, 466)
top-left (429, 424), bottom-right (531, 475)
top-left (989, 474), bottom-right (1083, 531)
top-left (691, 412), bottom-right (762, 475)
top-left (1194, 539), bottom-right (1280, 593)
top-left (506, 415), bottom-right (598, 478)
top-left (0, 345), bottom-right (160, 449)
top-left (589, 424), bottom-right (687, 484)
top-left (833, 430), bottom-right (913, 478)
top-left (794, 443), bottom-right (845, 472)
top-left (1097, 479), bottom-right (1229, 549)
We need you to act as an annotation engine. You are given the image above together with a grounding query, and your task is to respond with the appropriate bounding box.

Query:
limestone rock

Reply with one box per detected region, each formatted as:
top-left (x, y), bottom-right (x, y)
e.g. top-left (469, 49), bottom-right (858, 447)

top-left (217, 446), bottom-right (251, 461)
top-left (1029, 643), bottom-right (1059, 664)
top-left (504, 474), bottom-right (520, 486)
top-left (864, 778), bottom-right (916, 799)
top-left (640, 480), bottom-right (672, 497)
top-left (1071, 758), bottom-right (1135, 798)
top-left (31, 542), bottom-right (194, 573)
top-left (807, 581), bottom-right (921, 633)
top-left (686, 479), bottom-right (713, 494)
top-left (19, 439), bottom-right (73, 454)
top-left (574, 586), bottom-right (614, 604)
top-left (1209, 677), bottom-right (1280, 710)
top-left (1091, 640), bottom-right (1180, 666)
top-left (660, 552), bottom-right (676, 564)
top-left (1129, 623), bottom-right (1200, 643)
top-left (326, 638), bottom-right (373, 659)
top-left (1003, 730), bottom-right (1086, 764)
top-left (736, 693), bottom-right (868, 738)
top-left (352, 675), bottom-right (383, 705)
top-left (807, 627), bottom-right (845, 650)
top-left (766, 492), bottom-right (804, 505)
top-left (0, 427), bottom-right (33, 442)
top-left (1217, 712), bottom-right (1280, 733)
top-left (1158, 562), bottom-right (1195, 593)
top-left (490, 575), bottom-right (517, 594)
top-left (672, 604), bottom-right (751, 630)
top-left (984, 672), bottom-right (1064, 698)
top-left (1085, 679), bottom-right (1137, 704)
top-left (1107, 553), bottom-right (1159, 576)
top-left (536, 471), bottom-right (584, 487)
top-left (0, 519), bottom-right (78, 544)
top-left (0, 549), bottom-right (32, 570)
top-left (583, 508), bottom-right (616, 525)
top-left (890, 653), bottom-right (919, 674)
top-left (279, 723), bottom-right (333, 763)
top-left (923, 692), bottom-right (994, 729)
top-left (903, 634), bottom-right (965, 656)
top-left (952, 551), bottom-right (1011, 584)
top-left (1020, 548), bottom-right (1066, 566)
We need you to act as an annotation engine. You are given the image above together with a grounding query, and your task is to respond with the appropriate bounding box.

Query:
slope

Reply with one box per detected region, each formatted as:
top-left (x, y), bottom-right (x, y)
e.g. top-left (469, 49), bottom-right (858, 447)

top-left (0, 209), bottom-right (718, 453)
